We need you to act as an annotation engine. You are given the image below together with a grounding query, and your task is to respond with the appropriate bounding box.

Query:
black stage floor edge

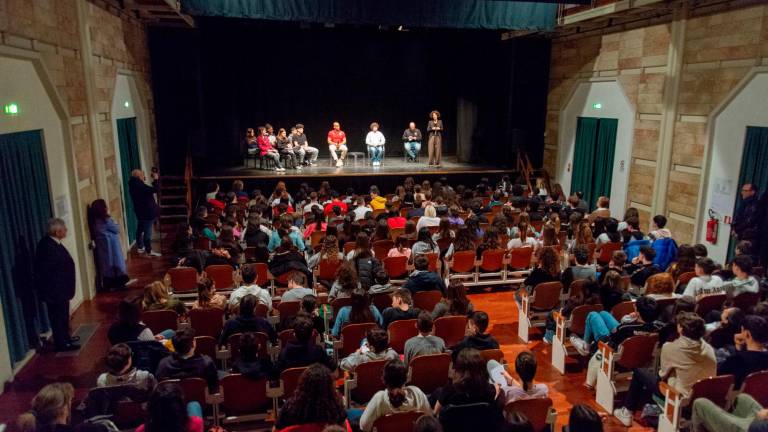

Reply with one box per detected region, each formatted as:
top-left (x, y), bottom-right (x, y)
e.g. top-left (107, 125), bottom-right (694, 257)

top-left (194, 157), bottom-right (515, 195)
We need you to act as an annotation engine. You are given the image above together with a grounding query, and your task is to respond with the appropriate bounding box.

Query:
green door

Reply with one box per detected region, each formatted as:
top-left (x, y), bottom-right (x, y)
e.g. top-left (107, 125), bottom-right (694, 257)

top-left (0, 130), bottom-right (53, 362)
top-left (116, 117), bottom-right (141, 243)
top-left (728, 126), bottom-right (768, 260)
top-left (570, 117), bottom-right (618, 209)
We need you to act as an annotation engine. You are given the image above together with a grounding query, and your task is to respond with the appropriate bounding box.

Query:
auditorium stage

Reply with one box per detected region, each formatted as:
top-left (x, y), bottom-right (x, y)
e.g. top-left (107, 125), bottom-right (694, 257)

top-left (194, 157), bottom-right (514, 192)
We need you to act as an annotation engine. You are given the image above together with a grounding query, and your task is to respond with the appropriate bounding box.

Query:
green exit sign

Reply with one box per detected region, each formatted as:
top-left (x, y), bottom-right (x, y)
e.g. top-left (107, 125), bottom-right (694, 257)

top-left (592, 102), bottom-right (603, 109)
top-left (3, 103), bottom-right (19, 115)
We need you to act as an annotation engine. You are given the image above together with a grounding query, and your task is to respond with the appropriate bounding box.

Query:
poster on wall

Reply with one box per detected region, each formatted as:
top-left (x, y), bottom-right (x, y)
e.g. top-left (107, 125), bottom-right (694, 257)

top-left (710, 177), bottom-right (734, 218)
top-left (55, 195), bottom-right (71, 227)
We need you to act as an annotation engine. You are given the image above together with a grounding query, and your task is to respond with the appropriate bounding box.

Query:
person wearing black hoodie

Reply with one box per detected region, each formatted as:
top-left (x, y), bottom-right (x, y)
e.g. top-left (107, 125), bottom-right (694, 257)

top-left (449, 311), bottom-right (499, 361)
top-left (403, 255), bottom-right (446, 295)
top-left (275, 315), bottom-right (336, 374)
top-left (155, 328), bottom-right (219, 392)
top-left (231, 332), bottom-right (273, 380)
top-left (219, 294), bottom-right (277, 346)
top-left (128, 169), bottom-right (160, 256)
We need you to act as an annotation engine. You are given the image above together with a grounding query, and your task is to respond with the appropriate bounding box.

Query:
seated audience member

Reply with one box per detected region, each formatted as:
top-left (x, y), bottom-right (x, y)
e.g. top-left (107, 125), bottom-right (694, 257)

top-left (328, 261), bottom-right (360, 301)
top-left (388, 235), bottom-right (413, 260)
top-left (382, 288), bottom-right (420, 329)
top-left (669, 244), bottom-right (697, 281)
top-left (649, 214), bottom-right (672, 240)
top-left (644, 272), bottom-right (675, 297)
top-left (231, 331), bottom-right (272, 380)
top-left (340, 328), bottom-right (399, 372)
top-left (268, 215), bottom-right (305, 252)
top-left (274, 364), bottom-right (349, 431)
top-left (215, 226), bottom-right (242, 265)
top-left (612, 312), bottom-right (716, 427)
top-left (307, 234), bottom-right (344, 269)
top-left (369, 186), bottom-right (387, 211)
top-left (347, 233), bottom-right (382, 290)
top-left (682, 257), bottom-right (725, 299)
top-left (142, 281), bottom-right (187, 315)
top-left (303, 207), bottom-right (327, 240)
top-left (627, 246), bottom-right (662, 290)
top-left (707, 307), bottom-right (745, 355)
top-left (520, 247), bottom-right (561, 298)
top-left (599, 270), bottom-right (632, 312)
top-left (332, 288), bottom-right (383, 338)
top-left (412, 227), bottom-right (440, 257)
top-left (718, 315), bottom-right (768, 388)
top-left (17, 382), bottom-right (110, 432)
top-left (108, 296), bottom-right (173, 344)
top-left (414, 415), bottom-right (444, 432)
top-left (434, 348), bottom-right (504, 429)
top-left (369, 268), bottom-right (394, 294)
top-left (582, 296), bottom-right (662, 387)
top-left (432, 218), bottom-right (455, 243)
top-left (693, 243), bottom-right (709, 259)
top-left (404, 255), bottom-right (446, 295)
top-left (220, 294), bottom-right (277, 346)
top-left (156, 328), bottom-right (219, 393)
top-left (449, 311), bottom-right (499, 361)
top-left (507, 222), bottom-right (539, 250)
top-left (723, 255), bottom-right (760, 297)
top-left (270, 236), bottom-right (313, 287)
top-left (276, 315), bottom-right (336, 372)
top-left (280, 272), bottom-right (315, 303)
top-left (598, 250), bottom-right (629, 283)
top-left (404, 312), bottom-right (446, 364)
top-left (228, 264), bottom-right (273, 312)
top-left (359, 359), bottom-right (431, 432)
top-left (432, 280), bottom-right (474, 319)
top-left (595, 218), bottom-right (622, 247)
top-left (371, 219), bottom-right (391, 243)
top-left (352, 196), bottom-right (373, 221)
top-left (192, 277), bottom-right (226, 310)
top-left (693, 393), bottom-right (768, 432)
top-left (324, 191), bottom-right (349, 216)
top-left (97, 343), bottom-right (157, 390)
top-left (561, 244), bottom-right (597, 290)
top-left (475, 226), bottom-right (502, 260)
top-left (658, 296), bottom-right (697, 344)
top-left (386, 205), bottom-right (407, 229)
top-left (488, 351), bottom-right (548, 403)
top-left (568, 405), bottom-right (604, 432)
top-left (416, 205), bottom-right (441, 232)
top-left (135, 382), bottom-right (204, 432)
top-left (588, 196), bottom-right (611, 224)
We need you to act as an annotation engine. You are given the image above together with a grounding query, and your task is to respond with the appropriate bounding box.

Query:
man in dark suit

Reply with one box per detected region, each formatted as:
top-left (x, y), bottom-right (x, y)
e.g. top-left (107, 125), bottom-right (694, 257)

top-left (128, 168), bottom-right (160, 256)
top-left (35, 218), bottom-right (79, 351)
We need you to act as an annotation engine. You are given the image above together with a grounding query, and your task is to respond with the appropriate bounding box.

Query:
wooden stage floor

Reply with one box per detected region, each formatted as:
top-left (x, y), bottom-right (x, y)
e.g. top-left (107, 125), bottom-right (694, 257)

top-left (198, 157), bottom-right (510, 180)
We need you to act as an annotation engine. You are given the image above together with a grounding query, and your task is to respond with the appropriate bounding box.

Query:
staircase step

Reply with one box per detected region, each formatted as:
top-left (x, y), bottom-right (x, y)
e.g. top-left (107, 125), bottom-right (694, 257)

top-left (161, 204), bottom-right (188, 209)
top-left (160, 214), bottom-right (188, 220)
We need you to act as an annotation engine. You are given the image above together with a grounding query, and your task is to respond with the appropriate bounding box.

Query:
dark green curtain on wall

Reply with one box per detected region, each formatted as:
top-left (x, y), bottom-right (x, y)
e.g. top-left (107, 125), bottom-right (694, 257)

top-left (0, 130), bottom-right (52, 363)
top-left (571, 117), bottom-right (618, 210)
top-left (117, 118), bottom-right (141, 243)
top-left (182, 0), bottom-right (563, 30)
top-left (728, 126), bottom-right (768, 260)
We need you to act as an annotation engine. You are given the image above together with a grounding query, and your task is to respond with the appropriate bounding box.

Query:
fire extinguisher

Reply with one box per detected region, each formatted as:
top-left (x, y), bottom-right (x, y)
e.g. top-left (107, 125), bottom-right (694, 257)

top-left (706, 209), bottom-right (718, 244)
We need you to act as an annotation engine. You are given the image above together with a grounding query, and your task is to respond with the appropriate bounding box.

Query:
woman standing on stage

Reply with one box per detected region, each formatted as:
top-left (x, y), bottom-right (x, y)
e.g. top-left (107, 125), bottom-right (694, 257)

top-left (427, 110), bottom-right (443, 167)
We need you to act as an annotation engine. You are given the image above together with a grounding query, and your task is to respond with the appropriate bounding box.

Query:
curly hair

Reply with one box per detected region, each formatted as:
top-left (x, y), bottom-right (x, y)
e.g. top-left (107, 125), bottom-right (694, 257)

top-left (537, 247), bottom-right (561, 277)
top-left (277, 364), bottom-right (346, 428)
top-left (320, 235), bottom-right (341, 262)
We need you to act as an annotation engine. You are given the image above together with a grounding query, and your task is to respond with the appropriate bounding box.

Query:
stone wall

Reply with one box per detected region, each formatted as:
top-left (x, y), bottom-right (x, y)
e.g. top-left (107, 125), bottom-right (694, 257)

top-left (545, 4), bottom-right (768, 243)
top-left (0, 0), bottom-right (156, 298)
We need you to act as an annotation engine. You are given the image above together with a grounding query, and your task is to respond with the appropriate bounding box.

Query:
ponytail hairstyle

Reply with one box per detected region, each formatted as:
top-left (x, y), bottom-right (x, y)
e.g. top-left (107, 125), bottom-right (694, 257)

top-left (514, 351), bottom-right (538, 392)
top-left (17, 382), bottom-right (74, 432)
top-left (383, 359), bottom-right (408, 408)
top-left (196, 277), bottom-right (215, 308)
top-left (395, 235), bottom-right (408, 253)
top-left (518, 222), bottom-right (529, 243)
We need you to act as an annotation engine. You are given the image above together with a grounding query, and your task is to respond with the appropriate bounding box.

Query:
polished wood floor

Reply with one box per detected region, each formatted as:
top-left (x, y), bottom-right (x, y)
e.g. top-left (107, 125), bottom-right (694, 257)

top-left (0, 249), bottom-right (652, 431)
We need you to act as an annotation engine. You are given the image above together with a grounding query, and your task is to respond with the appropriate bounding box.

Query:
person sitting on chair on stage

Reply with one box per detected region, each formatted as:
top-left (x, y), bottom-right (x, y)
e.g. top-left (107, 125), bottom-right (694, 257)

top-left (276, 127), bottom-right (298, 170)
top-left (327, 121), bottom-right (348, 168)
top-left (366, 122), bottom-right (386, 167)
top-left (292, 123), bottom-right (319, 167)
top-left (257, 126), bottom-right (285, 172)
top-left (402, 121), bottom-right (422, 162)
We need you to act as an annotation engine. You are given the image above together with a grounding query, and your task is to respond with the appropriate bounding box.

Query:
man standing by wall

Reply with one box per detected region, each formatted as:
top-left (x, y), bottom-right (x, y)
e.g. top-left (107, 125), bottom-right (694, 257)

top-left (35, 218), bottom-right (79, 352)
top-left (732, 183), bottom-right (760, 256)
top-left (129, 169), bottom-right (160, 256)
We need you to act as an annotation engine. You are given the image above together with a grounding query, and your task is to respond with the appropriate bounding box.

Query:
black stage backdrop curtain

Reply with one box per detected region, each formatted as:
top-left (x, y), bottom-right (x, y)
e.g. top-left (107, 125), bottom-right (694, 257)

top-left (182, 0), bottom-right (561, 31)
top-left (149, 20), bottom-right (550, 173)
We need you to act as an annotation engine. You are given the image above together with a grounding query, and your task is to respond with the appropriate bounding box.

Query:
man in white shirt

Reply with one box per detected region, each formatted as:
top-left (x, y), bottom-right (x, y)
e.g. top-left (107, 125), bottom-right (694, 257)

top-left (683, 257), bottom-right (725, 299)
top-left (365, 122), bottom-right (386, 167)
top-left (228, 265), bottom-right (272, 311)
top-left (280, 272), bottom-right (315, 303)
top-left (302, 191), bottom-right (322, 214)
top-left (352, 196), bottom-right (372, 221)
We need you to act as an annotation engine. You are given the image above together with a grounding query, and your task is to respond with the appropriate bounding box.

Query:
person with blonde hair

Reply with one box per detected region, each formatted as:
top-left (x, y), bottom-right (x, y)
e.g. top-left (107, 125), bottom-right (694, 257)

top-left (416, 205), bottom-right (440, 232)
top-left (17, 382), bottom-right (78, 432)
top-left (142, 281), bottom-right (187, 315)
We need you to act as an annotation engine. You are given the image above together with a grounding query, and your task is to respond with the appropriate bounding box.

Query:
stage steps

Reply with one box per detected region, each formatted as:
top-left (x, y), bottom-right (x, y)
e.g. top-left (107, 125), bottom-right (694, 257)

top-left (158, 175), bottom-right (189, 251)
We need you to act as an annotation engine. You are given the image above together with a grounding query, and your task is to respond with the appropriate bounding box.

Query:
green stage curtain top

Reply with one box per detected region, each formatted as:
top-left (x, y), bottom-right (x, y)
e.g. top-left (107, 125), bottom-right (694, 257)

top-left (182, 0), bottom-right (562, 31)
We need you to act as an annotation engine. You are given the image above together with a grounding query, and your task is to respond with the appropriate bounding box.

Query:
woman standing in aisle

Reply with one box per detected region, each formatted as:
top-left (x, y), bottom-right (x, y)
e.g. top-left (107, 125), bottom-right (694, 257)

top-left (427, 110), bottom-right (443, 167)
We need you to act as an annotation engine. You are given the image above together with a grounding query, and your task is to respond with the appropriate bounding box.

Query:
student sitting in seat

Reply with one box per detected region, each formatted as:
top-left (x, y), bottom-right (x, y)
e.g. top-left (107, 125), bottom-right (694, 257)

top-left (136, 382), bottom-right (204, 432)
top-left (381, 288), bottom-right (420, 329)
top-left (274, 364), bottom-right (349, 431)
top-left (449, 311), bottom-right (499, 362)
top-left (156, 328), bottom-right (219, 393)
top-left (227, 264), bottom-right (272, 312)
top-left (97, 343), bottom-right (157, 390)
top-left (359, 359), bottom-right (431, 432)
top-left (431, 280), bottom-right (474, 320)
top-left (567, 404), bottom-right (603, 432)
top-left (191, 277), bottom-right (226, 310)
top-left (332, 289), bottom-right (383, 338)
top-left (488, 351), bottom-right (548, 403)
top-left (231, 331), bottom-right (273, 380)
top-left (682, 257), bottom-right (725, 299)
top-left (276, 315), bottom-right (336, 373)
top-left (404, 312), bottom-right (446, 365)
top-left (718, 315), bottom-right (768, 388)
top-left (560, 245), bottom-right (597, 292)
top-left (279, 272), bottom-right (315, 303)
top-left (107, 296), bottom-right (174, 345)
top-left (403, 255), bottom-right (446, 296)
top-left (220, 294), bottom-right (277, 346)
top-left (340, 327), bottom-right (399, 372)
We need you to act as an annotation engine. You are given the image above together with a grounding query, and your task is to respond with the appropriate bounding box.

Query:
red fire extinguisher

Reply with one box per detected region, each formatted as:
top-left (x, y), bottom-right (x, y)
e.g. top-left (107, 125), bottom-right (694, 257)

top-left (706, 209), bottom-right (718, 244)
